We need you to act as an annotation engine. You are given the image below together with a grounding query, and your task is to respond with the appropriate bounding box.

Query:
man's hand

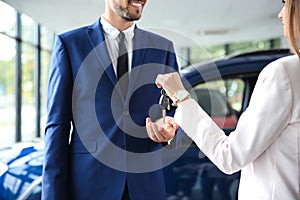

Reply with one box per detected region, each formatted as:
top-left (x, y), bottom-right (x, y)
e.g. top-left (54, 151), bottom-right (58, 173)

top-left (146, 116), bottom-right (179, 142)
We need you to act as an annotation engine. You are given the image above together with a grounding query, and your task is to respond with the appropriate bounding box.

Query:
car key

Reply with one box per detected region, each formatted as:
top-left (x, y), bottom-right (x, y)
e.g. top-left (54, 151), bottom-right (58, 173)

top-left (159, 89), bottom-right (171, 122)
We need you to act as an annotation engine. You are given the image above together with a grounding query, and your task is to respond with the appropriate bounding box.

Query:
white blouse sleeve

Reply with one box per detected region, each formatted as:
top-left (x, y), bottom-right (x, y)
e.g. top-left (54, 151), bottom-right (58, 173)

top-left (174, 61), bottom-right (293, 174)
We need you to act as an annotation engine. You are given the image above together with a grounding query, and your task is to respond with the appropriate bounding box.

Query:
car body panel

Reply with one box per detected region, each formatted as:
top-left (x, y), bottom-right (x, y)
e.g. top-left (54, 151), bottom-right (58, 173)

top-left (0, 143), bottom-right (43, 200)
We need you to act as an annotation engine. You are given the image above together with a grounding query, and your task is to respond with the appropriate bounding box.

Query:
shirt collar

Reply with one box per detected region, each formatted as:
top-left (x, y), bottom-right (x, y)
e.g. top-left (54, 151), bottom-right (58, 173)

top-left (101, 17), bottom-right (135, 41)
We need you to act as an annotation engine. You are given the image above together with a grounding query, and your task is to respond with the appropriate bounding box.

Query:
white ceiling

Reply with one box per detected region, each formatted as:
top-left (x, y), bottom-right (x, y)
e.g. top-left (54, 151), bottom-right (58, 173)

top-left (3, 0), bottom-right (285, 48)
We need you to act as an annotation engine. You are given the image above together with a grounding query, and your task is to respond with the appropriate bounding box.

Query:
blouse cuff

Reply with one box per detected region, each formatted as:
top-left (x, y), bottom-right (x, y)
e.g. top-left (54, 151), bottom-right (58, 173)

top-left (174, 98), bottom-right (206, 140)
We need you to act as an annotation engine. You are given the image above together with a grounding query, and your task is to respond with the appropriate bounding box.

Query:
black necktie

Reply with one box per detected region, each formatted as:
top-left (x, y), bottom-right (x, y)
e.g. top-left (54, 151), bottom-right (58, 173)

top-left (117, 32), bottom-right (129, 97)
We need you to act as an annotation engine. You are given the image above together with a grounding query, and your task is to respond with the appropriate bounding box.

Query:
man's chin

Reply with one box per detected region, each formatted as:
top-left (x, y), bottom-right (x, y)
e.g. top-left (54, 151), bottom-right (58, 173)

top-left (123, 14), bottom-right (142, 21)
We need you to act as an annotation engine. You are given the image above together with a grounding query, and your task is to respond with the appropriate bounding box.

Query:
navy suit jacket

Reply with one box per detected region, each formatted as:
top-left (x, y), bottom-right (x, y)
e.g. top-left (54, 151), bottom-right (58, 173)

top-left (42, 18), bottom-right (179, 200)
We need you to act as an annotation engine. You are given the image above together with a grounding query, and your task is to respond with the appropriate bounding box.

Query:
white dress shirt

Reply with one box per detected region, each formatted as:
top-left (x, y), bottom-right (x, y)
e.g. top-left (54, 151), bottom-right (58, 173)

top-left (175, 55), bottom-right (300, 199)
top-left (100, 17), bottom-right (135, 76)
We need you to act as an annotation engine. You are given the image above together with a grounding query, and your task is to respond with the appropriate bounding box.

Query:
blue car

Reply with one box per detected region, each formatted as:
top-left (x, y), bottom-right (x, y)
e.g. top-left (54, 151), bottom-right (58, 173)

top-left (0, 142), bottom-right (43, 200)
top-left (0, 49), bottom-right (292, 200)
top-left (164, 48), bottom-right (292, 200)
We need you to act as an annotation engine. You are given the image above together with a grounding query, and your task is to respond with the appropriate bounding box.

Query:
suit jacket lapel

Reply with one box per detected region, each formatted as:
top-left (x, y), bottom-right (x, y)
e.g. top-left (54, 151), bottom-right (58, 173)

top-left (85, 21), bottom-right (147, 101)
top-left (128, 27), bottom-right (147, 96)
top-left (86, 19), bottom-right (118, 86)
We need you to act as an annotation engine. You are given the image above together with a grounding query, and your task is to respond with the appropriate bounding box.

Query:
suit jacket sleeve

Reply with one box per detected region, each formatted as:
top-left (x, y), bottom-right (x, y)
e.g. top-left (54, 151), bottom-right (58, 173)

top-left (174, 60), bottom-right (292, 174)
top-left (42, 35), bottom-right (73, 200)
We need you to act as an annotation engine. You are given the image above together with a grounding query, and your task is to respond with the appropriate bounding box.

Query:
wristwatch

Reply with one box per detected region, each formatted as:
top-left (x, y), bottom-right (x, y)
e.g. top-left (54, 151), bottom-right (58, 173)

top-left (172, 90), bottom-right (190, 106)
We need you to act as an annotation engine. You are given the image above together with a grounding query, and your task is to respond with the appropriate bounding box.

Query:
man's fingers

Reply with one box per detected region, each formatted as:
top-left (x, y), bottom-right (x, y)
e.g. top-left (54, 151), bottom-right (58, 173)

top-left (146, 117), bottom-right (176, 142)
top-left (146, 120), bottom-right (160, 142)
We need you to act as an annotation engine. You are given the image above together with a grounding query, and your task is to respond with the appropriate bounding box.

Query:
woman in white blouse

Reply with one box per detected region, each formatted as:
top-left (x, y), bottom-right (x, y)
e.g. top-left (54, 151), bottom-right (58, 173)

top-left (146, 0), bottom-right (300, 199)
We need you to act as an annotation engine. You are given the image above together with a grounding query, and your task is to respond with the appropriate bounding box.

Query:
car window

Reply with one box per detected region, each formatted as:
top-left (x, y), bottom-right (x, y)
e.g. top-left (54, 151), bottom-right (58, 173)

top-left (191, 78), bottom-right (245, 129)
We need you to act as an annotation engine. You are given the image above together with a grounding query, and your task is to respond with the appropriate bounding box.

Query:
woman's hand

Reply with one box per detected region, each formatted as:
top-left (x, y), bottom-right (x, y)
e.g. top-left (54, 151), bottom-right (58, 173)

top-left (155, 72), bottom-right (186, 100)
top-left (146, 116), bottom-right (179, 143)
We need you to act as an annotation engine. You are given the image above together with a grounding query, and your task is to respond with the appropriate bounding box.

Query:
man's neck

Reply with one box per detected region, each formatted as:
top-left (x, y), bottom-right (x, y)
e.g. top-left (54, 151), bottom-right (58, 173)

top-left (102, 12), bottom-right (134, 31)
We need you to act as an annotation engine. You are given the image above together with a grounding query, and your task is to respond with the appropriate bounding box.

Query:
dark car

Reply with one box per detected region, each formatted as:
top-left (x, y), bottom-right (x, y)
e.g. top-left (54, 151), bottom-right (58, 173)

top-left (163, 49), bottom-right (292, 200)
top-left (192, 88), bottom-right (238, 129)
top-left (0, 49), bottom-right (292, 200)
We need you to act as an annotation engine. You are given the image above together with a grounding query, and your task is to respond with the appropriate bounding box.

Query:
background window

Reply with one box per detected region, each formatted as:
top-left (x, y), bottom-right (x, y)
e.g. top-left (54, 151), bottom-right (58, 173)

top-left (0, 34), bottom-right (16, 147)
top-left (21, 14), bottom-right (37, 45)
top-left (21, 43), bottom-right (36, 142)
top-left (40, 50), bottom-right (50, 137)
top-left (41, 26), bottom-right (54, 51)
top-left (0, 1), bottom-right (16, 37)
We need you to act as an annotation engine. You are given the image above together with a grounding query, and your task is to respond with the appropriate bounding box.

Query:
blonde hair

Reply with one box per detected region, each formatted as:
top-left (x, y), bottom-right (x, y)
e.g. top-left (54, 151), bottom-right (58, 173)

top-left (286, 0), bottom-right (300, 57)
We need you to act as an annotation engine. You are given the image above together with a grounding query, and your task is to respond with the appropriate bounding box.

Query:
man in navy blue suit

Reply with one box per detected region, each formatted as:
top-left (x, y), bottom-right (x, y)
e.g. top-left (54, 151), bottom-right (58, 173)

top-left (42, 0), bottom-right (179, 199)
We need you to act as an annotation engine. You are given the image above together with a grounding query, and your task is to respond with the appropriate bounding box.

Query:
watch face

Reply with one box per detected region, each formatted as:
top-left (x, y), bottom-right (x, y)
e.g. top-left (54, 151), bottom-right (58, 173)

top-left (175, 90), bottom-right (188, 100)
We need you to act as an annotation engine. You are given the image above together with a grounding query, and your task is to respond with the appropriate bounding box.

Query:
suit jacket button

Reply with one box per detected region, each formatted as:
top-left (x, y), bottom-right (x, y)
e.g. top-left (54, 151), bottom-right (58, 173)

top-left (124, 110), bottom-right (129, 116)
